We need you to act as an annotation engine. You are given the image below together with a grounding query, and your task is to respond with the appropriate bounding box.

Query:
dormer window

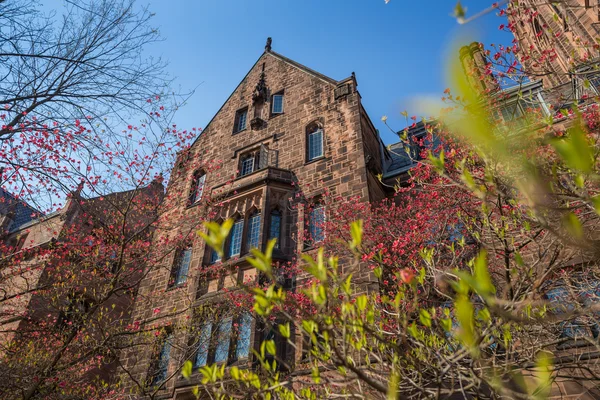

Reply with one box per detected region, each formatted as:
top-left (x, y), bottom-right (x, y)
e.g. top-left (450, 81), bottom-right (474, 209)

top-left (234, 108), bottom-right (248, 133)
top-left (271, 92), bottom-right (284, 115)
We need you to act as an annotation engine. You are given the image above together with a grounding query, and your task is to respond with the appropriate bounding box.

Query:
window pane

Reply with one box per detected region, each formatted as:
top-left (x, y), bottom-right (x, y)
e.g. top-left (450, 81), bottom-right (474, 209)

top-left (228, 220), bottom-right (244, 257)
top-left (214, 317), bottom-right (232, 363)
top-left (308, 130), bottom-right (323, 160)
top-left (240, 156), bottom-right (255, 176)
top-left (247, 213), bottom-right (261, 250)
top-left (174, 248), bottom-right (192, 286)
top-left (272, 95), bottom-right (283, 114)
top-left (152, 333), bottom-right (172, 385)
top-left (194, 174), bottom-right (206, 203)
top-left (309, 205), bottom-right (325, 243)
top-left (269, 211), bottom-right (281, 249)
top-left (194, 322), bottom-right (212, 368)
top-left (235, 313), bottom-right (253, 360)
top-left (210, 248), bottom-right (221, 264)
top-left (237, 110), bottom-right (247, 132)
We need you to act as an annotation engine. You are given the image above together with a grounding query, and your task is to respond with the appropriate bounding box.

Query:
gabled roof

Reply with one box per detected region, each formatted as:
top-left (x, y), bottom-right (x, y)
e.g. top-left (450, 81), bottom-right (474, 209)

top-left (0, 188), bottom-right (43, 233)
top-left (189, 46), bottom-right (345, 149)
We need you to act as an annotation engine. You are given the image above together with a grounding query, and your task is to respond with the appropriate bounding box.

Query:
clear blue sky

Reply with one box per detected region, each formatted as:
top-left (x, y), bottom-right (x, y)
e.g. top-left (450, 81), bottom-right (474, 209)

top-left (145, 0), bottom-right (512, 145)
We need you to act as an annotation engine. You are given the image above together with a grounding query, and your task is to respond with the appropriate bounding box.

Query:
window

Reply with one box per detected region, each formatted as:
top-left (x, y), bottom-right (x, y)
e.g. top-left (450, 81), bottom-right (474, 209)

top-left (209, 248), bottom-right (221, 264)
top-left (496, 93), bottom-right (547, 124)
top-left (234, 108), bottom-right (248, 133)
top-left (168, 247), bottom-right (192, 287)
top-left (235, 312), bottom-right (253, 360)
top-left (189, 171), bottom-right (206, 204)
top-left (228, 219), bottom-right (244, 257)
top-left (307, 204), bottom-right (325, 245)
top-left (545, 280), bottom-right (600, 347)
top-left (214, 317), bottom-right (232, 363)
top-left (306, 123), bottom-right (324, 161)
top-left (239, 153), bottom-right (257, 177)
top-left (246, 212), bottom-right (261, 251)
top-left (271, 93), bottom-right (284, 115)
top-left (191, 312), bottom-right (253, 369)
top-left (238, 145), bottom-right (271, 177)
top-left (194, 322), bottom-right (212, 368)
top-left (148, 331), bottom-right (173, 387)
top-left (269, 210), bottom-right (282, 249)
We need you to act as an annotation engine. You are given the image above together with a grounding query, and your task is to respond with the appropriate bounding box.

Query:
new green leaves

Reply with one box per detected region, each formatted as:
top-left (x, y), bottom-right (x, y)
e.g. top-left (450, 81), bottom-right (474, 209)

top-left (197, 219), bottom-right (234, 259)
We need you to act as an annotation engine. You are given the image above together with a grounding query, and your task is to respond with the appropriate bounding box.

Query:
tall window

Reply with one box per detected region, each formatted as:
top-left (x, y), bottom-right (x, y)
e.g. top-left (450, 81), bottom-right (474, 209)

top-left (234, 108), bottom-right (248, 133)
top-left (306, 123), bottom-right (324, 161)
top-left (235, 312), bottom-right (253, 360)
top-left (189, 171), bottom-right (206, 204)
top-left (271, 93), bottom-right (284, 115)
top-left (246, 212), bottom-right (261, 251)
top-left (169, 247), bottom-right (192, 287)
top-left (214, 317), bottom-right (232, 363)
top-left (149, 331), bottom-right (173, 386)
top-left (307, 204), bottom-right (325, 245)
top-left (269, 210), bottom-right (282, 249)
top-left (194, 322), bottom-right (212, 368)
top-left (228, 219), bottom-right (244, 257)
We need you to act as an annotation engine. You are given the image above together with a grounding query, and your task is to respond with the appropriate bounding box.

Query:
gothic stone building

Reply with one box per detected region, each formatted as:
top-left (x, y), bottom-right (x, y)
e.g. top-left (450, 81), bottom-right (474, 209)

top-left (121, 40), bottom-right (397, 399)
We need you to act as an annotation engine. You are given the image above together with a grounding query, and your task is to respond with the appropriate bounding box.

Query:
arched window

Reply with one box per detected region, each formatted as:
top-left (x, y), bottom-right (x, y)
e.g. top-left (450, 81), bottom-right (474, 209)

top-left (306, 122), bottom-right (324, 162)
top-left (269, 209), bottom-right (282, 249)
top-left (246, 211), bottom-right (261, 251)
top-left (228, 218), bottom-right (244, 257)
top-left (189, 170), bottom-right (206, 204)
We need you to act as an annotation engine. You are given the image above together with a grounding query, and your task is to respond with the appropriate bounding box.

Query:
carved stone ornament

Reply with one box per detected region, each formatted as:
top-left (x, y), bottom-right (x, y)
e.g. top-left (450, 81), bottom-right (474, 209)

top-left (252, 72), bottom-right (268, 104)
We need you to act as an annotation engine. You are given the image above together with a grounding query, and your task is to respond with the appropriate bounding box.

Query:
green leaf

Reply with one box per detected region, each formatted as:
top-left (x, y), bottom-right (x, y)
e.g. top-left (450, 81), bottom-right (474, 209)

top-left (387, 371), bottom-right (399, 400)
top-left (419, 309), bottom-right (432, 328)
top-left (550, 125), bottom-right (593, 172)
top-left (198, 219), bottom-right (234, 258)
top-left (265, 340), bottom-right (276, 356)
top-left (532, 351), bottom-right (554, 399)
top-left (455, 294), bottom-right (478, 357)
top-left (473, 250), bottom-right (495, 296)
top-left (182, 360), bottom-right (192, 379)
top-left (562, 212), bottom-right (583, 239)
top-left (349, 220), bottom-right (363, 250)
top-left (279, 322), bottom-right (291, 339)
top-left (230, 366), bottom-right (240, 380)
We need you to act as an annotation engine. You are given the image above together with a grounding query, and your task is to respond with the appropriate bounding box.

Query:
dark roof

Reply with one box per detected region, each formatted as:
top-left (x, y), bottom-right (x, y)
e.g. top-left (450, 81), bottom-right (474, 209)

top-left (386, 142), bottom-right (415, 173)
top-left (384, 121), bottom-right (432, 177)
top-left (0, 188), bottom-right (43, 233)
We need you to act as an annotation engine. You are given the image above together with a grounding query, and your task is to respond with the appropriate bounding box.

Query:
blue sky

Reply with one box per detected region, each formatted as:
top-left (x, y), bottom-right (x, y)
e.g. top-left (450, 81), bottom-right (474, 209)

top-left (145, 0), bottom-right (512, 145)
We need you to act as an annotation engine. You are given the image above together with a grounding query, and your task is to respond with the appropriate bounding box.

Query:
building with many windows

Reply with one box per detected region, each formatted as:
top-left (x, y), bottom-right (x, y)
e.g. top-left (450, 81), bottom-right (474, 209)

top-left (118, 38), bottom-right (400, 398)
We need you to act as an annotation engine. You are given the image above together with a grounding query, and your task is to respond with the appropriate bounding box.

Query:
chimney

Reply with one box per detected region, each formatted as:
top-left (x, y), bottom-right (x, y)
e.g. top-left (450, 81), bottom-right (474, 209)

top-left (459, 42), bottom-right (499, 95)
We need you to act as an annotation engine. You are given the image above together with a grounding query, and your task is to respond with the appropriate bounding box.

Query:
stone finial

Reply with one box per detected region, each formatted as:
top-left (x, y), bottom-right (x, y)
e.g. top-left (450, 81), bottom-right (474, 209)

top-left (265, 37), bottom-right (272, 52)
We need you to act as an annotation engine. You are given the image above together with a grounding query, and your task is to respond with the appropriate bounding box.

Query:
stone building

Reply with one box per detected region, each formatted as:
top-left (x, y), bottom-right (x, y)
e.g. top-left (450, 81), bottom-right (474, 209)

top-left (119, 39), bottom-right (400, 398)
